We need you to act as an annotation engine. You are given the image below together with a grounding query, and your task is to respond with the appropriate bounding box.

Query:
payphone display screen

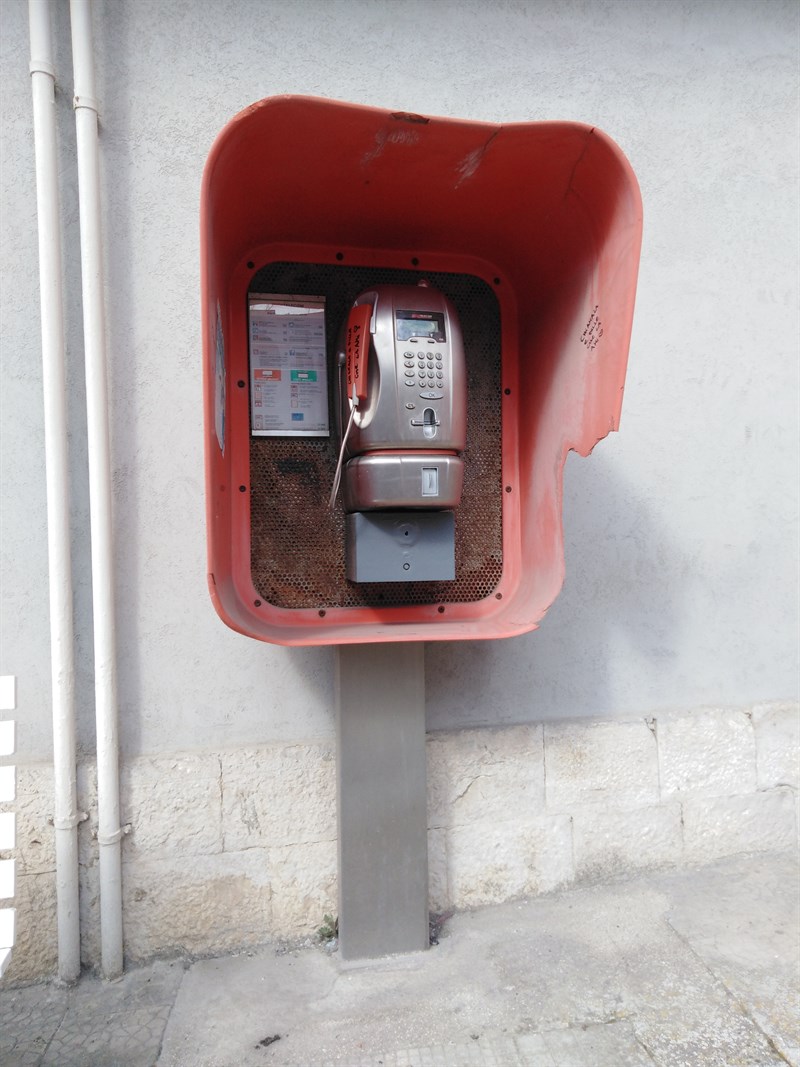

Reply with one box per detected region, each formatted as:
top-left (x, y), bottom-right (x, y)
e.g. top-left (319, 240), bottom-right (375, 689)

top-left (395, 310), bottom-right (446, 343)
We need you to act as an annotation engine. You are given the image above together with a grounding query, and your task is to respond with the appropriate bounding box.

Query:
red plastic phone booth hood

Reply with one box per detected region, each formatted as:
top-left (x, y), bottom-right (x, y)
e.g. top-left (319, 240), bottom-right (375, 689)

top-left (201, 96), bottom-right (642, 646)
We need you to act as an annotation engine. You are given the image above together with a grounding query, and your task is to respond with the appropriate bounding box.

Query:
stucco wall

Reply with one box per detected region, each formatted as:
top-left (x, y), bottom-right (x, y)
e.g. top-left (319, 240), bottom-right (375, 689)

top-left (1, 0), bottom-right (798, 755)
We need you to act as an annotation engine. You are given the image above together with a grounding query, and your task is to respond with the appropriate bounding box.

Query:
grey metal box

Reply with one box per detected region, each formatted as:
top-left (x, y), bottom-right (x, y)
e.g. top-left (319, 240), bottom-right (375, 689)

top-left (346, 511), bottom-right (456, 583)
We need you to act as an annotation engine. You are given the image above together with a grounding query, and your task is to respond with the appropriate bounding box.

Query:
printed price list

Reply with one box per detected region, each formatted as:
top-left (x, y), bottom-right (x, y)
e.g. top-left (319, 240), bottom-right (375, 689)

top-left (248, 295), bottom-right (329, 436)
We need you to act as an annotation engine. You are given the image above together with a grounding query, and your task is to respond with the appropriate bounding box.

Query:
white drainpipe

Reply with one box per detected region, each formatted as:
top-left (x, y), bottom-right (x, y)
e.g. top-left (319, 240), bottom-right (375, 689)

top-left (28, 0), bottom-right (83, 985)
top-left (69, 0), bottom-right (126, 980)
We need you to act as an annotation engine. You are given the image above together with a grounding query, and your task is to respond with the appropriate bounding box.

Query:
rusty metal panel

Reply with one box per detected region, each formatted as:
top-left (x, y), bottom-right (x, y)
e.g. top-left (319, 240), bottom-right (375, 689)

top-left (248, 263), bottom-right (502, 610)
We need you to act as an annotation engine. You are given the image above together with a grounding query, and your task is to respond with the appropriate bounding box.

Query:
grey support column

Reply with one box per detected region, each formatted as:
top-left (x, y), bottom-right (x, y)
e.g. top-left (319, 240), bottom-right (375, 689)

top-left (335, 642), bottom-right (429, 960)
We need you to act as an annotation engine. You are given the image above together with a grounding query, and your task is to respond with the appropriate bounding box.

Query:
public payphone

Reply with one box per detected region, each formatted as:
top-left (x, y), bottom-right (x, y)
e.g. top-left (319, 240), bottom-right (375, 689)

top-left (202, 93), bottom-right (642, 967)
top-left (332, 283), bottom-right (468, 582)
top-left (201, 95), bottom-right (642, 646)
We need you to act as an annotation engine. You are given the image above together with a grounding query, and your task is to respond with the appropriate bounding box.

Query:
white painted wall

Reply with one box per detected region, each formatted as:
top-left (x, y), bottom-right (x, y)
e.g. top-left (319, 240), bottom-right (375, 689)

top-left (1, 0), bottom-right (798, 762)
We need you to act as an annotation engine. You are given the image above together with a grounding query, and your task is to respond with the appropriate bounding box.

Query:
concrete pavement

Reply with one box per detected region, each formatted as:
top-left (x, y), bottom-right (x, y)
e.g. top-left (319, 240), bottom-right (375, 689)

top-left (1, 850), bottom-right (798, 1066)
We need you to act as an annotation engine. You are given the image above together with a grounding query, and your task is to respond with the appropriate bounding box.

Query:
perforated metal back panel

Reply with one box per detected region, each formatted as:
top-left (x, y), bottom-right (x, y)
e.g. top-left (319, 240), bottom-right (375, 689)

top-left (248, 263), bottom-right (502, 608)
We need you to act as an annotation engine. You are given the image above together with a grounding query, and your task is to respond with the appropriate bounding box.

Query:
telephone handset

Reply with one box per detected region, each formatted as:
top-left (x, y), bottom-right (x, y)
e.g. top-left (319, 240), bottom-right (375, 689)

top-left (332, 282), bottom-right (467, 514)
top-left (345, 302), bottom-right (372, 406)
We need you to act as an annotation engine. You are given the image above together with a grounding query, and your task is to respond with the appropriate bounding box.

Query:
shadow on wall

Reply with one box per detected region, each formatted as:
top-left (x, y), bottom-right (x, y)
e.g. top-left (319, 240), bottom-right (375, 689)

top-left (83, 1), bottom-right (341, 756)
top-left (426, 446), bottom-right (687, 727)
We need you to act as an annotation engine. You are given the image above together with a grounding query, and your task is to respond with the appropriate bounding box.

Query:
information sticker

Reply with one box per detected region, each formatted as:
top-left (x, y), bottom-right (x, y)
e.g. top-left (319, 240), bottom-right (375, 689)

top-left (248, 294), bottom-right (329, 437)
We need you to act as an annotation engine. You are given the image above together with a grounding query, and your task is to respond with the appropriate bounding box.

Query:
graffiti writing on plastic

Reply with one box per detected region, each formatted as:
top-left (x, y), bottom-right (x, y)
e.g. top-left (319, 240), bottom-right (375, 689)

top-left (580, 305), bottom-right (603, 351)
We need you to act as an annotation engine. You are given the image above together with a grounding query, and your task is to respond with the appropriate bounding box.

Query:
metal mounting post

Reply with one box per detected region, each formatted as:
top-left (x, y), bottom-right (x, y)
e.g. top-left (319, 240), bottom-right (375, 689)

top-left (335, 642), bottom-right (429, 960)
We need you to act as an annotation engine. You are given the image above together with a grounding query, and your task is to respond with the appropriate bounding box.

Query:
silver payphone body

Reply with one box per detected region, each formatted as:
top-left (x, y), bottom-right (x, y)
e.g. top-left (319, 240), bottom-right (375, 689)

top-left (335, 282), bottom-right (467, 582)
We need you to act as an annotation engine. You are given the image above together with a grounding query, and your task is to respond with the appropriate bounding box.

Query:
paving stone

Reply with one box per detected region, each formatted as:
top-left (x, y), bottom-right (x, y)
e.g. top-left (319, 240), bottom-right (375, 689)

top-left (0, 981), bottom-right (66, 1065)
top-left (41, 1004), bottom-right (172, 1066)
top-left (655, 852), bottom-right (800, 1064)
top-left (513, 1032), bottom-right (558, 1065)
top-left (632, 1004), bottom-right (785, 1067)
top-left (0, 851), bottom-right (796, 1067)
top-left (71, 958), bottom-right (186, 1012)
top-left (625, 957), bottom-right (784, 1066)
top-left (541, 1020), bottom-right (655, 1066)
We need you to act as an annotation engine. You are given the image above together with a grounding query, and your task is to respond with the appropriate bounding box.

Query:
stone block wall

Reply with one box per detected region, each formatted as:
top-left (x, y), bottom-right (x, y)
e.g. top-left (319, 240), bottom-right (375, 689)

top-left (1, 702), bottom-right (797, 984)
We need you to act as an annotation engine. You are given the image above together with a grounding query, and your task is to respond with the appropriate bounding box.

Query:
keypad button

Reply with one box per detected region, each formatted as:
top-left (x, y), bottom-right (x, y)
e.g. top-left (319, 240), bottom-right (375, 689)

top-left (436, 370), bottom-right (443, 379)
top-left (405, 379), bottom-right (416, 387)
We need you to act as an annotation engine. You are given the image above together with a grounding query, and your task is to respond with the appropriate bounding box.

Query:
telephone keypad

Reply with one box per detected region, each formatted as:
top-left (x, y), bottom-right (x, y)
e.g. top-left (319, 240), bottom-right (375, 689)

top-left (399, 341), bottom-right (448, 397)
